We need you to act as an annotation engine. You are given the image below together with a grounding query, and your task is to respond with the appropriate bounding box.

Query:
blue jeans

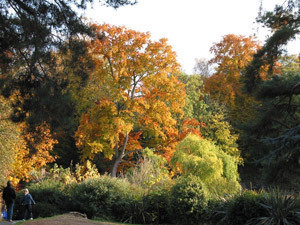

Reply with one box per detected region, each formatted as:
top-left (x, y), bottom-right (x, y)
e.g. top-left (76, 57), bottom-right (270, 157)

top-left (6, 201), bottom-right (14, 221)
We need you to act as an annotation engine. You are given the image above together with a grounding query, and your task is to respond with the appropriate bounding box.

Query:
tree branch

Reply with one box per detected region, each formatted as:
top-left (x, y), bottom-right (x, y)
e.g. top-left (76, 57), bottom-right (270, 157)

top-left (271, 118), bottom-right (291, 129)
top-left (123, 148), bottom-right (144, 157)
top-left (107, 56), bottom-right (114, 79)
top-left (120, 160), bottom-right (137, 167)
top-left (289, 82), bottom-right (300, 106)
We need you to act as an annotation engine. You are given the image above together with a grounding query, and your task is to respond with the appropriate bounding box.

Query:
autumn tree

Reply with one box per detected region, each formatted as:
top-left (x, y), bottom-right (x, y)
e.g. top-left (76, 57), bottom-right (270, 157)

top-left (0, 95), bottom-right (57, 184)
top-left (0, 96), bottom-right (19, 186)
top-left (75, 24), bottom-right (185, 177)
top-left (205, 34), bottom-right (261, 125)
top-left (0, 0), bottom-right (136, 126)
top-left (0, 0), bottom-right (136, 171)
top-left (8, 122), bottom-right (57, 184)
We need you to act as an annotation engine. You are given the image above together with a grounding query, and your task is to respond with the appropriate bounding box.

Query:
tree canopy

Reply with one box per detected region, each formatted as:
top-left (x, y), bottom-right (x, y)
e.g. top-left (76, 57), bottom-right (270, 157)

top-left (75, 23), bottom-right (185, 177)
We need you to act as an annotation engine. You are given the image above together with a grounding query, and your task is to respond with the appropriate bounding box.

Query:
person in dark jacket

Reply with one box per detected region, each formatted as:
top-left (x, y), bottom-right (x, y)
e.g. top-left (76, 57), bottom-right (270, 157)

top-left (21, 188), bottom-right (35, 220)
top-left (2, 181), bottom-right (16, 222)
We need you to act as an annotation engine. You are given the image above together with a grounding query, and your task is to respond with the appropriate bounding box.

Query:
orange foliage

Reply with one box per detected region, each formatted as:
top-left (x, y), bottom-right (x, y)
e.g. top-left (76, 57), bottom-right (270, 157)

top-left (205, 34), bottom-right (262, 123)
top-left (9, 122), bottom-right (57, 183)
top-left (206, 34), bottom-right (260, 105)
top-left (76, 24), bottom-right (185, 171)
top-left (179, 118), bottom-right (206, 140)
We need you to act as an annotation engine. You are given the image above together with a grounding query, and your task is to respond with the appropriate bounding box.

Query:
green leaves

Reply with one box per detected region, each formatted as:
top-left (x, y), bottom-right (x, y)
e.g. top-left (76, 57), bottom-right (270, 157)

top-left (171, 134), bottom-right (241, 196)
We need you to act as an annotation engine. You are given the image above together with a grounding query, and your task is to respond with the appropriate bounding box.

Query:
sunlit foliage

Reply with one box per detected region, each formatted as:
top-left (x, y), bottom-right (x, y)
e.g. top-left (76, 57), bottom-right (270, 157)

top-left (75, 24), bottom-right (185, 177)
top-left (178, 73), bottom-right (241, 163)
top-left (171, 134), bottom-right (241, 196)
top-left (0, 96), bottom-right (19, 186)
top-left (8, 123), bottom-right (57, 184)
top-left (205, 34), bottom-right (261, 125)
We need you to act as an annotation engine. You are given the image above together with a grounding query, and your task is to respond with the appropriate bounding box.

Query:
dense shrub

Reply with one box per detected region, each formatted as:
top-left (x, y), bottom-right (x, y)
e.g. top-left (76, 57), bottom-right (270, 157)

top-left (171, 134), bottom-right (241, 197)
top-left (69, 175), bottom-right (140, 220)
top-left (224, 190), bottom-right (266, 225)
top-left (140, 182), bottom-right (173, 224)
top-left (169, 176), bottom-right (210, 225)
top-left (108, 179), bottom-right (173, 224)
top-left (16, 174), bottom-right (298, 225)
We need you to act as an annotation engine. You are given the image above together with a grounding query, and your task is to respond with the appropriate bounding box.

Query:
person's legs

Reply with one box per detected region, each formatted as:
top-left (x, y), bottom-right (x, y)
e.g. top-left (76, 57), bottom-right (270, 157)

top-left (28, 205), bottom-right (33, 219)
top-left (6, 201), bottom-right (14, 221)
top-left (23, 205), bottom-right (29, 220)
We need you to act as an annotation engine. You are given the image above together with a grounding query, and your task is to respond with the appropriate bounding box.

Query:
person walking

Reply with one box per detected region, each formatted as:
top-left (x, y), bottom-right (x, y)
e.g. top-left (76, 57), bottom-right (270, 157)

top-left (2, 181), bottom-right (16, 222)
top-left (21, 188), bottom-right (35, 221)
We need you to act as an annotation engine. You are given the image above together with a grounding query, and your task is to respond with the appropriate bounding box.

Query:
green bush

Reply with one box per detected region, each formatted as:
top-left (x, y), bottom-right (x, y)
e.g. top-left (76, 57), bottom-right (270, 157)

top-left (224, 190), bottom-right (266, 225)
top-left (169, 176), bottom-right (210, 225)
top-left (140, 181), bottom-right (173, 224)
top-left (14, 179), bottom-right (69, 219)
top-left (28, 179), bottom-right (69, 212)
top-left (171, 134), bottom-right (241, 197)
top-left (125, 148), bottom-right (169, 189)
top-left (201, 198), bottom-right (229, 225)
top-left (32, 202), bottom-right (60, 218)
top-left (111, 180), bottom-right (173, 225)
top-left (69, 175), bottom-right (139, 220)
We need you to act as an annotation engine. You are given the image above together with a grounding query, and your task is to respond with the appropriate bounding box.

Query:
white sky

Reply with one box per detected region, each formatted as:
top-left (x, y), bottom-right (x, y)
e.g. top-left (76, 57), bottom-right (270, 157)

top-left (84, 0), bottom-right (299, 74)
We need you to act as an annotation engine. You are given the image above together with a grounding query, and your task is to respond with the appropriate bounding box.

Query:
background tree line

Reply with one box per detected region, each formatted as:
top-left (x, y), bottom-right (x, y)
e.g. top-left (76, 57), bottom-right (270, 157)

top-left (1, 0), bottom-right (299, 192)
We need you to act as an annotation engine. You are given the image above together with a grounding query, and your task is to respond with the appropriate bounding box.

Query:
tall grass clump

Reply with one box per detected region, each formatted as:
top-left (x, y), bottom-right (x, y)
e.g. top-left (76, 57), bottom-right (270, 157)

top-left (247, 188), bottom-right (300, 225)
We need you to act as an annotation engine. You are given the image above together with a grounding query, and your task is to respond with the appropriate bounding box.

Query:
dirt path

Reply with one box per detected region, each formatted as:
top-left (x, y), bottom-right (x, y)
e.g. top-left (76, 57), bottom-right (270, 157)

top-left (0, 220), bottom-right (22, 225)
top-left (0, 214), bottom-right (127, 225)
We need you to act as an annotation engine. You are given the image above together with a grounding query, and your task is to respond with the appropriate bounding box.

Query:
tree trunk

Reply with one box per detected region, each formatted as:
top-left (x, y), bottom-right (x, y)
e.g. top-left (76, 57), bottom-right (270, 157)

top-left (111, 153), bottom-right (123, 178)
top-left (111, 133), bottom-right (129, 177)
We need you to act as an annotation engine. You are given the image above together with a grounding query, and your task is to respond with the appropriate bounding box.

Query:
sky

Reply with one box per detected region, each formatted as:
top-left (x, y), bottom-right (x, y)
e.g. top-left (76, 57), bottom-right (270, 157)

top-left (84, 0), bottom-right (299, 74)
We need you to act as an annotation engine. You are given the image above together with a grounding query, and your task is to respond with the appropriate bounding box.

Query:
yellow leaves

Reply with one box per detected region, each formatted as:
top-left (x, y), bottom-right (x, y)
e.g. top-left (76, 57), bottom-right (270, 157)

top-left (88, 142), bottom-right (104, 155)
top-left (6, 122), bottom-right (57, 183)
top-left (76, 97), bottom-right (135, 161)
top-left (75, 23), bottom-right (185, 171)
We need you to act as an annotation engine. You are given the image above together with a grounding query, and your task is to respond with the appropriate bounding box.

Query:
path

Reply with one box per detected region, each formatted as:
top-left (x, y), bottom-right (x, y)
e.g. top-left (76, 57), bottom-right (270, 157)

top-left (0, 214), bottom-right (127, 225)
top-left (0, 220), bottom-right (22, 224)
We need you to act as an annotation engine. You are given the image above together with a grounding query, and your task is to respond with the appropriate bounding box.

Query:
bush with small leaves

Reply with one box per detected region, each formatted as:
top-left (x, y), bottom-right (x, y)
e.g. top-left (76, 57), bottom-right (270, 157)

top-left (140, 181), bottom-right (173, 224)
top-left (171, 134), bottom-right (241, 197)
top-left (169, 176), bottom-right (210, 225)
top-left (224, 190), bottom-right (266, 225)
top-left (69, 175), bottom-right (140, 220)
